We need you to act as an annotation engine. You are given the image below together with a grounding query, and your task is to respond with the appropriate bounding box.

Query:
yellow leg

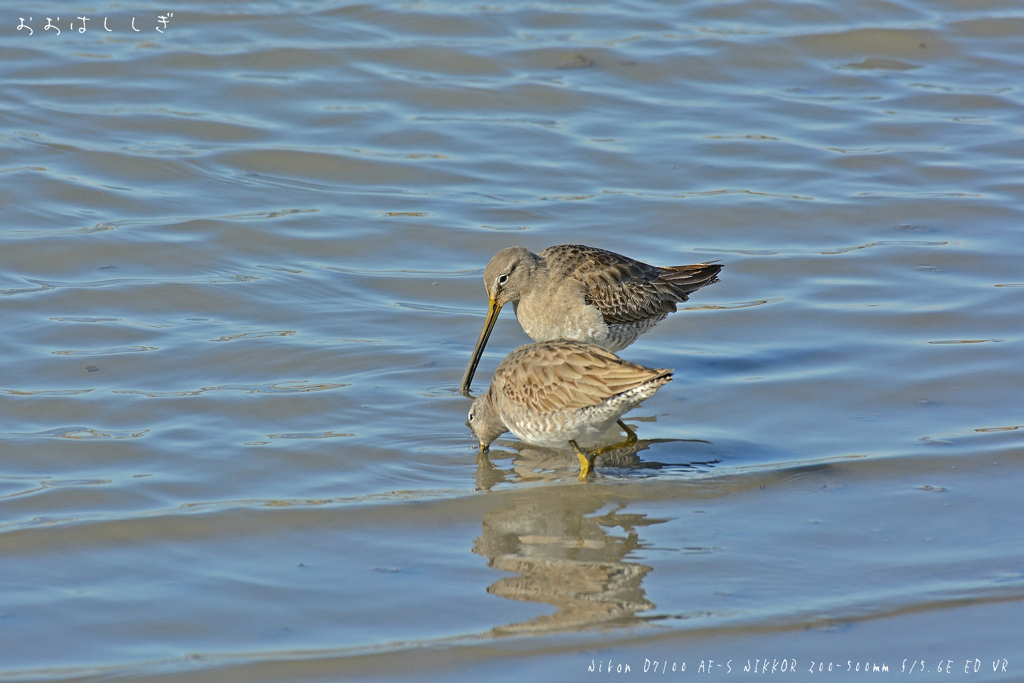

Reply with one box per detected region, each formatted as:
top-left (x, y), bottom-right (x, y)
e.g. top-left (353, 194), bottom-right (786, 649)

top-left (570, 440), bottom-right (593, 479)
top-left (618, 419), bottom-right (638, 446)
top-left (589, 420), bottom-right (638, 457)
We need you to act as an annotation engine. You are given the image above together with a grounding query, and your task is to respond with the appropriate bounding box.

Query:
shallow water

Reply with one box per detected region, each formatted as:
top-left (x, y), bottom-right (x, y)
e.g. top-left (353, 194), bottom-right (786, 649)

top-left (1, 1), bottom-right (1022, 680)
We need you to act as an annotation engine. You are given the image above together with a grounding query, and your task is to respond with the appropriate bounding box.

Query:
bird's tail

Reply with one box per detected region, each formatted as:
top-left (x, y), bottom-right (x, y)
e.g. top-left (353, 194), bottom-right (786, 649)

top-left (657, 261), bottom-right (722, 300)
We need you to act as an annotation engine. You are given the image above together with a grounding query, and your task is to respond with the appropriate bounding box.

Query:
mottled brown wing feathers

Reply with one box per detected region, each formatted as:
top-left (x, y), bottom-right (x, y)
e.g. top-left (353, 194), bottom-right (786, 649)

top-left (496, 341), bottom-right (671, 413)
top-left (541, 245), bottom-right (720, 325)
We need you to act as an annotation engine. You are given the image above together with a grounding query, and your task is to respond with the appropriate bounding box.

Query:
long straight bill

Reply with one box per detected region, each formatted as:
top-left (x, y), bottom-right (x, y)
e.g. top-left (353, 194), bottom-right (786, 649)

top-left (460, 299), bottom-right (501, 395)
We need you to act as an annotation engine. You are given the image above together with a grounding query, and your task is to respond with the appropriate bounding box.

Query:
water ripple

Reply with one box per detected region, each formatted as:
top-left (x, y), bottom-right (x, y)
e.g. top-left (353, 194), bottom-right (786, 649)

top-left (112, 381), bottom-right (350, 398)
top-left (2, 275), bottom-right (260, 297)
top-left (4, 427), bottom-right (149, 440)
top-left (211, 330), bottom-right (296, 342)
top-left (53, 346), bottom-right (158, 356)
top-left (681, 298), bottom-right (783, 311)
top-left (696, 240), bottom-right (947, 257)
top-left (0, 388), bottom-right (94, 396)
top-left (265, 431), bottom-right (355, 440)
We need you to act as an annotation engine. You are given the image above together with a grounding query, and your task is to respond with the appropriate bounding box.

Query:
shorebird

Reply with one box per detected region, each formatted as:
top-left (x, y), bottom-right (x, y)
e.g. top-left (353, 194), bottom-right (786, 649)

top-left (460, 244), bottom-right (719, 393)
top-left (467, 340), bottom-right (673, 479)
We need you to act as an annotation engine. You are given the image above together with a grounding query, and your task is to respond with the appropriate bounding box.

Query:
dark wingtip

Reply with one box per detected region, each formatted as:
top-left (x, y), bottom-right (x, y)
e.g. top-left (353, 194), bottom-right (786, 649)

top-left (662, 261), bottom-right (723, 280)
top-left (656, 262), bottom-right (722, 300)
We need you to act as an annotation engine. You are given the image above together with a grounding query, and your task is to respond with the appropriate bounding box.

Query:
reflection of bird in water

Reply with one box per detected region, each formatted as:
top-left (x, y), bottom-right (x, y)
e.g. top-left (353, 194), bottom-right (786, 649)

top-left (472, 490), bottom-right (662, 635)
top-left (474, 436), bottom-right (719, 490)
top-left (461, 244), bottom-right (721, 393)
top-left (467, 340), bottom-right (672, 479)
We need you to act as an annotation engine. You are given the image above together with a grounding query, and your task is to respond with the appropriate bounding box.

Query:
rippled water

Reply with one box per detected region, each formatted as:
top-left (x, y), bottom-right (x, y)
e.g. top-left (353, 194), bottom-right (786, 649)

top-left (2, 1), bottom-right (1023, 680)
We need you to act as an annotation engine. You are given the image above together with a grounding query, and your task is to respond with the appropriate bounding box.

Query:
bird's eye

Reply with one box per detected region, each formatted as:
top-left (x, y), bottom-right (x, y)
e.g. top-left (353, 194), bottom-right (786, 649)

top-left (497, 274), bottom-right (509, 286)
top-left (468, 412), bottom-right (475, 422)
